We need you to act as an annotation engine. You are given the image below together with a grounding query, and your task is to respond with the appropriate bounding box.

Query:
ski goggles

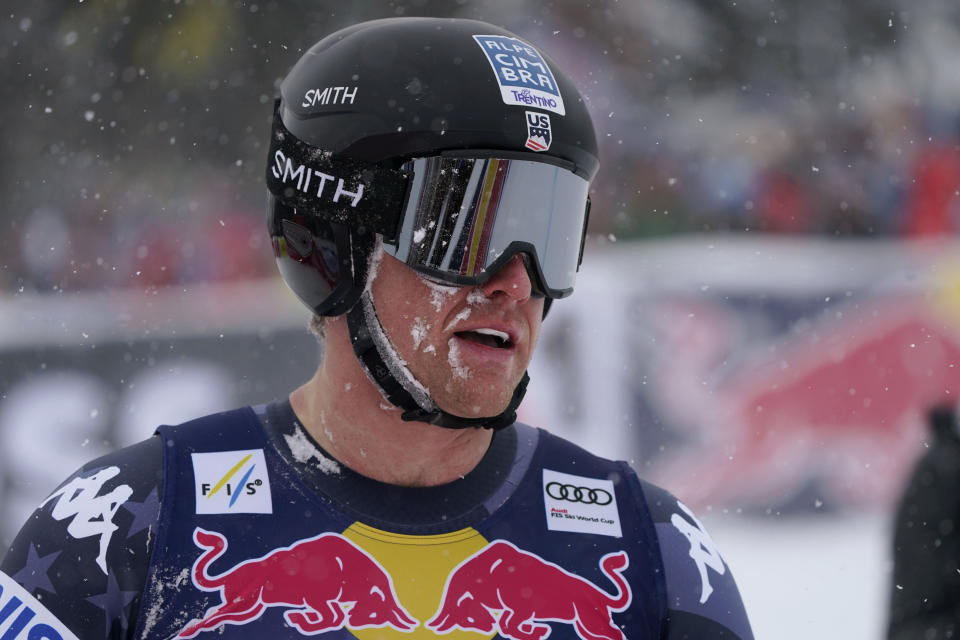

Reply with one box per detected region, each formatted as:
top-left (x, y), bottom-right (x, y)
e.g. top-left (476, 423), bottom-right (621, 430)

top-left (384, 155), bottom-right (591, 299)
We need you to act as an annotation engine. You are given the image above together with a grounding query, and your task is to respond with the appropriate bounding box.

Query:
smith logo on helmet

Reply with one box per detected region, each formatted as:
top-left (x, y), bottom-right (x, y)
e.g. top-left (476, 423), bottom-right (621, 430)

top-left (473, 35), bottom-right (565, 116)
top-left (270, 149), bottom-right (365, 207)
top-left (301, 86), bottom-right (359, 108)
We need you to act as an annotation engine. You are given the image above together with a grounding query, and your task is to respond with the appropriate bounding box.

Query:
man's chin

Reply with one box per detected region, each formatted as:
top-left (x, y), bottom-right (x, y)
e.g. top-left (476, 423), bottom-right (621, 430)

top-left (435, 393), bottom-right (514, 422)
top-left (423, 368), bottom-right (526, 423)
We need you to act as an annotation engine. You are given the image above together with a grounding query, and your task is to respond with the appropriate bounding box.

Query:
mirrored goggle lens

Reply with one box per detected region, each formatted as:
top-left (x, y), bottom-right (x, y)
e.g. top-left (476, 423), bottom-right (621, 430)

top-left (383, 156), bottom-right (590, 298)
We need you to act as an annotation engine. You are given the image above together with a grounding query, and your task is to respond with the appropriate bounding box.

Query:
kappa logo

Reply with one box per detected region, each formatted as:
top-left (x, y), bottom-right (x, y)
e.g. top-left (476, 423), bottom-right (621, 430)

top-left (670, 501), bottom-right (726, 604)
top-left (525, 111), bottom-right (552, 152)
top-left (192, 450), bottom-right (273, 515)
top-left (473, 35), bottom-right (565, 115)
top-left (41, 466), bottom-right (132, 575)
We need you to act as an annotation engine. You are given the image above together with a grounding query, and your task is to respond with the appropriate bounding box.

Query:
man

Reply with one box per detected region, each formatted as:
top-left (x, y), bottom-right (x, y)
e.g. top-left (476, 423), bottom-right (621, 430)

top-left (1, 17), bottom-right (754, 639)
top-left (888, 403), bottom-right (960, 638)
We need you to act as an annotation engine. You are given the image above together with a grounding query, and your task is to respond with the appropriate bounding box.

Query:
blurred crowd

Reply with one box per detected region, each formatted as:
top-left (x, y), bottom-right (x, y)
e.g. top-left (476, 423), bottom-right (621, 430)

top-left (2, 0), bottom-right (960, 294)
top-left (12, 176), bottom-right (274, 293)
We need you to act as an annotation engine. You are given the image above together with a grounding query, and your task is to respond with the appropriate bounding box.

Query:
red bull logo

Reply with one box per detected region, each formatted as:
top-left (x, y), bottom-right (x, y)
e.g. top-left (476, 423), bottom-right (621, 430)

top-left (427, 540), bottom-right (631, 640)
top-left (176, 530), bottom-right (631, 639)
top-left (177, 528), bottom-right (418, 638)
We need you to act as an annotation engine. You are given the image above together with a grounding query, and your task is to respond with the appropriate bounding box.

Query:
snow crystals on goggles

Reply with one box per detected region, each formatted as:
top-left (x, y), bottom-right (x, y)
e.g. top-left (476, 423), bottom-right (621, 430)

top-left (384, 155), bottom-right (591, 299)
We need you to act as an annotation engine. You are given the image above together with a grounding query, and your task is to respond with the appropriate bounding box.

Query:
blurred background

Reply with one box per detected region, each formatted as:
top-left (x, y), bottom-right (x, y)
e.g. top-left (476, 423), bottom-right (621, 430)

top-left (3, 0), bottom-right (960, 637)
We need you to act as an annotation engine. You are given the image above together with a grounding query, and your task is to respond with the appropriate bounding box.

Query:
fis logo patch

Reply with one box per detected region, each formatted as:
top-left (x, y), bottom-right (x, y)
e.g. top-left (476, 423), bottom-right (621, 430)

top-left (473, 35), bottom-right (565, 115)
top-left (192, 449), bottom-right (273, 515)
top-left (525, 111), bottom-right (552, 152)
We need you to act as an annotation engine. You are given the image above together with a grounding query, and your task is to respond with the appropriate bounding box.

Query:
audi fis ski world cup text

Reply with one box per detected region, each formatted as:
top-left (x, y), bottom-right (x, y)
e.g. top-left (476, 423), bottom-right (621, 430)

top-left (543, 470), bottom-right (623, 537)
top-left (547, 480), bottom-right (619, 527)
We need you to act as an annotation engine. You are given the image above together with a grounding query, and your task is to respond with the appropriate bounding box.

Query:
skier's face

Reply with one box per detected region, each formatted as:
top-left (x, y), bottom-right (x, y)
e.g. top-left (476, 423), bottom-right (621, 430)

top-left (369, 251), bottom-right (544, 419)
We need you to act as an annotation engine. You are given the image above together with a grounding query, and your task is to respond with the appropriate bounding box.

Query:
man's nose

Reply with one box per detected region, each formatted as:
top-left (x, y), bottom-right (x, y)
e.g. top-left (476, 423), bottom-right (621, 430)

top-left (478, 254), bottom-right (533, 303)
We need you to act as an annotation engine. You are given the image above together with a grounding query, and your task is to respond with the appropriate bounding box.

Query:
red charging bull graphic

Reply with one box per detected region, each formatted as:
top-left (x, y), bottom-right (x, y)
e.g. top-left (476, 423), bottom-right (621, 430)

top-left (427, 540), bottom-right (631, 640)
top-left (177, 528), bottom-right (418, 638)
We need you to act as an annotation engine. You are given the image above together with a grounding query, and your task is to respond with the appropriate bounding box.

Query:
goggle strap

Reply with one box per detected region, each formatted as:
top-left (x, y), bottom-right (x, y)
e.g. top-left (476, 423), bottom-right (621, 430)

top-left (266, 108), bottom-right (407, 240)
top-left (578, 196), bottom-right (591, 268)
top-left (347, 292), bottom-right (435, 411)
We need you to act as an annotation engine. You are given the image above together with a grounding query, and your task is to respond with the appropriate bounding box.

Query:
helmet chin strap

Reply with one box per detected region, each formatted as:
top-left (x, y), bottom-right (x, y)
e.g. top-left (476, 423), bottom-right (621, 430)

top-left (345, 289), bottom-right (528, 431)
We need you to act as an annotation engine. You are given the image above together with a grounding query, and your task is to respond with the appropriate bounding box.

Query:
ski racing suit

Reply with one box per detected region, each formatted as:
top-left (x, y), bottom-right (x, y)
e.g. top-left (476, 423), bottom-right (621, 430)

top-left (1, 401), bottom-right (754, 639)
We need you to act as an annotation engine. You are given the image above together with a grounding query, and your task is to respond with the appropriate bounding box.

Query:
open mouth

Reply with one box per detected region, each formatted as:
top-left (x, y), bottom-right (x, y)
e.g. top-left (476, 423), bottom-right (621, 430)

top-left (454, 328), bottom-right (512, 349)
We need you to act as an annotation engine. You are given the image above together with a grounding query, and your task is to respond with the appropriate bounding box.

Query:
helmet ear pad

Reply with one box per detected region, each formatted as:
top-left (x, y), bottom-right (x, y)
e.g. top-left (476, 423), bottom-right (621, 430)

top-left (268, 196), bottom-right (375, 316)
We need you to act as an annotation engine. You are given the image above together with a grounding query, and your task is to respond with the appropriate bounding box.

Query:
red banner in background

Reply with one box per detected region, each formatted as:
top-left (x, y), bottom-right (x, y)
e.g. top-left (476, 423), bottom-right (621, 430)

top-left (651, 297), bottom-right (959, 511)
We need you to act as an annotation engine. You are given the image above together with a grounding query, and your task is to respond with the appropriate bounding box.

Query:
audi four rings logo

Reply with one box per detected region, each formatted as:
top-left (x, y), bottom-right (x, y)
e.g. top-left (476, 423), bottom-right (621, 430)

top-left (545, 482), bottom-right (613, 505)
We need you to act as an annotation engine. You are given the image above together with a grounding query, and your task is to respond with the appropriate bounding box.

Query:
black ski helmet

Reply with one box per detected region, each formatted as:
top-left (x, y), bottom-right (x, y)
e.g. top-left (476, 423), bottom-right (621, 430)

top-left (267, 16), bottom-right (598, 315)
top-left (266, 17), bottom-right (599, 429)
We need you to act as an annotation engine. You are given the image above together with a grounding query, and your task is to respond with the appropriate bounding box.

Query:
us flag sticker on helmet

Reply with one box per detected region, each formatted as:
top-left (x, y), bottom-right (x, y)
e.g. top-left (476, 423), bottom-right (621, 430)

top-left (473, 35), bottom-right (566, 115)
top-left (525, 111), bottom-right (552, 151)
